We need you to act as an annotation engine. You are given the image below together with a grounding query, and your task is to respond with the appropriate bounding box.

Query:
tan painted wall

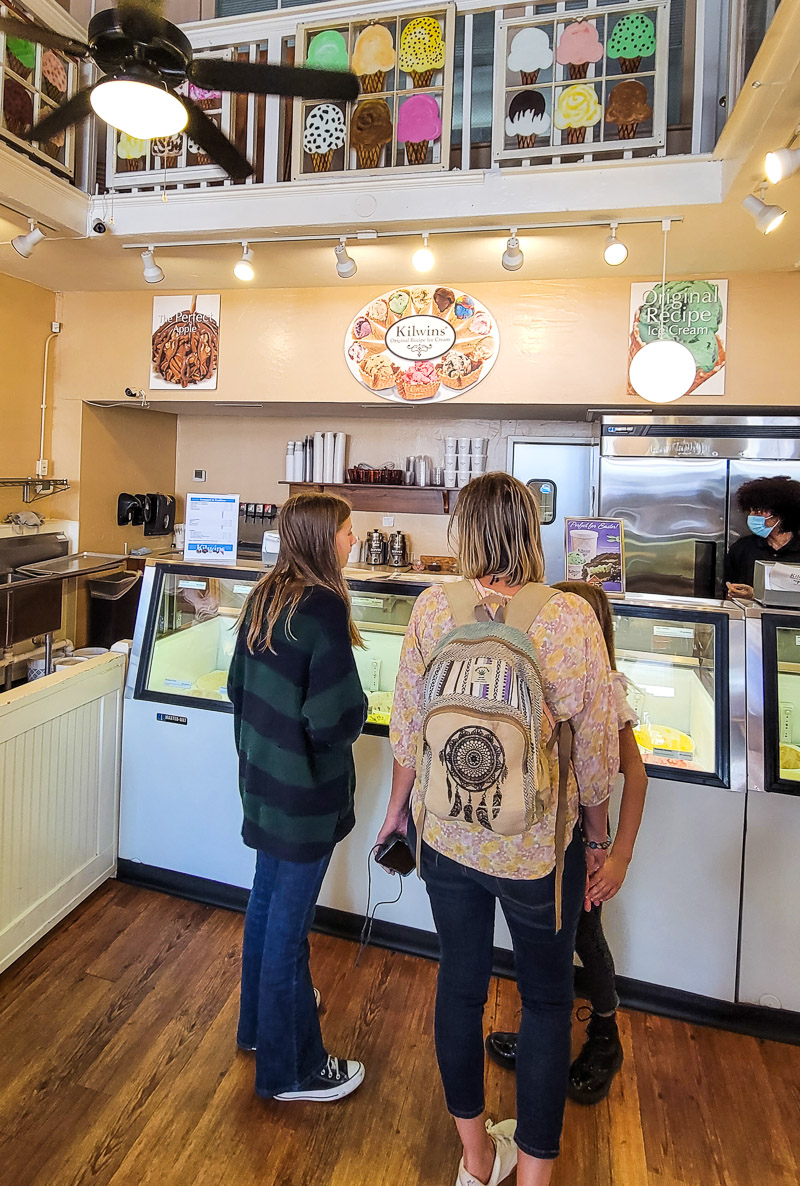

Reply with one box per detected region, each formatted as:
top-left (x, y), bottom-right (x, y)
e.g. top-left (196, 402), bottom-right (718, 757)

top-left (0, 274), bottom-right (55, 520)
top-left (54, 274), bottom-right (800, 411)
top-left (78, 405), bottom-right (178, 553)
top-left (175, 412), bottom-right (592, 558)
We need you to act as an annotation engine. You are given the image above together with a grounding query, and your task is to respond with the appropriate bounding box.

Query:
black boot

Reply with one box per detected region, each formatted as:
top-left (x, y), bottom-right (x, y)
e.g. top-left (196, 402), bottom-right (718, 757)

top-left (567, 1009), bottom-right (623, 1105)
top-left (484, 1030), bottom-right (518, 1071)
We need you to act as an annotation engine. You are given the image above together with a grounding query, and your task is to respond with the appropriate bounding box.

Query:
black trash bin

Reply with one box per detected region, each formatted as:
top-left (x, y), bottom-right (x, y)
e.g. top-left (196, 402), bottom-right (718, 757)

top-left (88, 570), bottom-right (142, 648)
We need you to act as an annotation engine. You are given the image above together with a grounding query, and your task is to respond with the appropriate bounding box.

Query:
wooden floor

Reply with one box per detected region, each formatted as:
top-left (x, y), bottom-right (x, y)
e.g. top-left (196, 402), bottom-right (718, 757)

top-left (0, 883), bottom-right (798, 1186)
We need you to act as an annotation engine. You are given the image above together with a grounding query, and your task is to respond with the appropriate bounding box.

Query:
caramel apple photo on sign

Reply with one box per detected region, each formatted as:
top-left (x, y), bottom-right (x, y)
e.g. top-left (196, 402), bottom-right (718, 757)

top-left (151, 295), bottom-right (221, 390)
top-left (345, 288), bottom-right (499, 402)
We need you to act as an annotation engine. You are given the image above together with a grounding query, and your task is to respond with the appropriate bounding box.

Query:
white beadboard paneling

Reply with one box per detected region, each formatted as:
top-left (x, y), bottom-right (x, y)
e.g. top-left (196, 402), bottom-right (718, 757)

top-left (0, 654), bottom-right (125, 974)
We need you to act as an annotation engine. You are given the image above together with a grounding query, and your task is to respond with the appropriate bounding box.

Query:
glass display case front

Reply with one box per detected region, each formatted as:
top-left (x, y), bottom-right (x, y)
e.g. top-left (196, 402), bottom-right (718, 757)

top-left (761, 613), bottom-right (800, 792)
top-left (135, 566), bottom-right (259, 711)
top-left (612, 604), bottom-right (729, 786)
top-left (349, 580), bottom-right (421, 735)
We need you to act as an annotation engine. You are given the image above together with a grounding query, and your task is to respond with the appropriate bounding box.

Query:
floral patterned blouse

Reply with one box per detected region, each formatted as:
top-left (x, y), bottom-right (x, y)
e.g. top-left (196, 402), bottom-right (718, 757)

top-left (389, 581), bottom-right (620, 880)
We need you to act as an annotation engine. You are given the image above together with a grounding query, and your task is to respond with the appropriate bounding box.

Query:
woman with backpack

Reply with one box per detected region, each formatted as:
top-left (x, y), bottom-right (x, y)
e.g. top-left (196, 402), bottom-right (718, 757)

top-left (228, 492), bottom-right (368, 1103)
top-left (377, 473), bottom-right (619, 1186)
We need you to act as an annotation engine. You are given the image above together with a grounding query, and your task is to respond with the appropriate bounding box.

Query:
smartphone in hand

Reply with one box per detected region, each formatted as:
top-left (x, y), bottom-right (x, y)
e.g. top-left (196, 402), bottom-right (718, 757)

top-left (373, 834), bottom-right (415, 877)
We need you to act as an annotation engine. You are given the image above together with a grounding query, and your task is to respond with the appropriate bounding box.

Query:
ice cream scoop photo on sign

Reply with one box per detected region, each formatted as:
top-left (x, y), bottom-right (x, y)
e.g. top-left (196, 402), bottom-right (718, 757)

top-left (397, 93), bottom-right (442, 165)
top-left (399, 16), bottom-right (446, 87)
top-left (507, 26), bottom-right (553, 84)
top-left (556, 19), bottom-right (603, 79)
top-left (352, 24), bottom-right (396, 93)
top-left (506, 89), bottom-right (551, 148)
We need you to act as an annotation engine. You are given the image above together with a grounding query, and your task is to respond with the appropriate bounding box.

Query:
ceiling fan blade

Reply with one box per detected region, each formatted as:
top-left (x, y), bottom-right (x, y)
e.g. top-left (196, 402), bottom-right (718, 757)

top-left (0, 16), bottom-right (90, 57)
top-left (183, 99), bottom-right (253, 181)
top-left (189, 58), bottom-right (360, 104)
top-left (26, 87), bottom-right (96, 143)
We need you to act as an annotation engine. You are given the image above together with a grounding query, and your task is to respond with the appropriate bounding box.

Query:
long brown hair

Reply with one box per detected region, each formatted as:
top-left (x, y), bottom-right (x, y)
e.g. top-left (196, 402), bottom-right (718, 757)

top-left (449, 472), bottom-right (545, 586)
top-left (553, 580), bottom-right (616, 670)
top-left (239, 492), bottom-right (362, 653)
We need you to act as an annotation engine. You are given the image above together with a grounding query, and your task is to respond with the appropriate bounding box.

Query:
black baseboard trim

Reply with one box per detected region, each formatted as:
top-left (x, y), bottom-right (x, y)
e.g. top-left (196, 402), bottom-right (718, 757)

top-left (116, 860), bottom-right (800, 1047)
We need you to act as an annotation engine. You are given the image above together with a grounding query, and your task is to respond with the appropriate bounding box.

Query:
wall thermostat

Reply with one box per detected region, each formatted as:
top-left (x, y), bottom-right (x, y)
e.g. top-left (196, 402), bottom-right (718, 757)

top-left (193, 469), bottom-right (207, 482)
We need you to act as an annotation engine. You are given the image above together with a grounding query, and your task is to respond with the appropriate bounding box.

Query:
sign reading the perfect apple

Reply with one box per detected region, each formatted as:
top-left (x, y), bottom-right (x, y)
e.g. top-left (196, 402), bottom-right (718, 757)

top-left (345, 287), bottom-right (499, 402)
top-left (629, 280), bottom-right (727, 397)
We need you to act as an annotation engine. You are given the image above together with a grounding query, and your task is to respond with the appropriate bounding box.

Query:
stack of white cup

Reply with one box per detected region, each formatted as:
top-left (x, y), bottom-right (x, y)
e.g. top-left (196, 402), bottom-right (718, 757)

top-left (443, 437), bottom-right (489, 487)
top-left (444, 437), bottom-right (458, 487)
top-left (471, 438), bottom-right (488, 478)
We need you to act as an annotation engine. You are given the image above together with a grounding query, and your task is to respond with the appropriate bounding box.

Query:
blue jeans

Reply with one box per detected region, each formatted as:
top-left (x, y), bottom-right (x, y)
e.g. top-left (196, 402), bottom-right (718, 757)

top-left (237, 848), bottom-right (331, 1097)
top-left (415, 824), bottom-right (585, 1160)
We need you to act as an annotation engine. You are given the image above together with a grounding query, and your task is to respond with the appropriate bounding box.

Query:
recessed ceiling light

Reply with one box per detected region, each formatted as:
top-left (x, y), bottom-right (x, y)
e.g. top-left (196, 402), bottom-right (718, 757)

top-left (234, 242), bottom-right (255, 282)
top-left (603, 223), bottom-right (628, 265)
top-left (335, 239), bottom-right (357, 278)
top-left (501, 230), bottom-right (524, 272)
top-left (412, 233), bottom-right (434, 272)
top-left (141, 247), bottom-right (164, 284)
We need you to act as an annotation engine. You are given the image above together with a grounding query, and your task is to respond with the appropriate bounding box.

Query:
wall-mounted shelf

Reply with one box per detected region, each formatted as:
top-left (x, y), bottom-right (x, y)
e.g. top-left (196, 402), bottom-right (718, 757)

top-left (280, 482), bottom-right (456, 516)
top-left (0, 478), bottom-right (70, 504)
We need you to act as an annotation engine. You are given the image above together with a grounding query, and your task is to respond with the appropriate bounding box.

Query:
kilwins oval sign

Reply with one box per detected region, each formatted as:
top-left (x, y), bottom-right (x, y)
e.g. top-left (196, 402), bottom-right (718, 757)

top-left (345, 287), bottom-right (499, 402)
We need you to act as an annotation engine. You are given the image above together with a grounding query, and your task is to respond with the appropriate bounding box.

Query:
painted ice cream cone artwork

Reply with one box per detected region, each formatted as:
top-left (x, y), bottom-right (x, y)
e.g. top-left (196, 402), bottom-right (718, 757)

top-left (305, 29), bottom-right (349, 72)
top-left (303, 103), bottom-right (346, 171)
top-left (556, 20), bottom-right (603, 80)
top-left (606, 80), bottom-right (652, 139)
top-left (352, 24), bottom-right (396, 94)
top-left (397, 93), bottom-right (442, 165)
top-left (351, 99), bottom-right (392, 168)
top-left (608, 13), bottom-right (656, 74)
top-left (554, 83), bottom-right (601, 144)
top-left (506, 89), bottom-right (550, 149)
top-left (507, 27), bottom-right (553, 85)
top-left (345, 288), bottom-right (498, 403)
top-left (116, 132), bottom-right (148, 171)
top-left (399, 17), bottom-right (446, 89)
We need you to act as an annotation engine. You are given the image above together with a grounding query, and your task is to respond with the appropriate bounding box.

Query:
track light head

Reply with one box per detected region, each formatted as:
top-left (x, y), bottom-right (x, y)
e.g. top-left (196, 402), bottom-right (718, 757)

top-left (765, 146), bottom-right (800, 185)
top-left (234, 242), bottom-right (255, 282)
top-left (742, 192), bottom-right (787, 235)
top-left (141, 247), bottom-right (164, 284)
top-left (11, 222), bottom-right (45, 259)
top-left (501, 231), bottom-right (524, 272)
top-left (412, 234), bottom-right (434, 273)
top-left (334, 239), bottom-right (357, 279)
top-left (603, 223), bottom-right (628, 266)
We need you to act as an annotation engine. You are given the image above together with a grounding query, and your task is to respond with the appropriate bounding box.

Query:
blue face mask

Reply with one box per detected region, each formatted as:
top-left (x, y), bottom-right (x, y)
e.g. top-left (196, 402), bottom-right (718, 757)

top-left (747, 514), bottom-right (773, 539)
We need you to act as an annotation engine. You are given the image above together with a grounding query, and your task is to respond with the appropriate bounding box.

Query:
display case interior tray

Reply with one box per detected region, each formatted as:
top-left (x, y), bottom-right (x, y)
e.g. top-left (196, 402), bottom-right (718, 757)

top-left (20, 552), bottom-right (126, 578)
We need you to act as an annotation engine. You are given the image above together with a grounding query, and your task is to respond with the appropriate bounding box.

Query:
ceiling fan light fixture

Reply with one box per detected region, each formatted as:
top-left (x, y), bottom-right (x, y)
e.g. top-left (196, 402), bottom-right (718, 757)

top-left (91, 75), bottom-right (187, 139)
top-left (11, 221), bottom-right (45, 259)
top-left (233, 243), bottom-right (255, 282)
top-left (141, 248), bottom-right (164, 285)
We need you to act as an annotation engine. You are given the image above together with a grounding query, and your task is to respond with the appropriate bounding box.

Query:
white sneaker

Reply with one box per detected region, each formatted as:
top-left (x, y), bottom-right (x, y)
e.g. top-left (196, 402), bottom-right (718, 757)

top-left (273, 1055), bottom-right (365, 1102)
top-left (456, 1119), bottom-right (518, 1186)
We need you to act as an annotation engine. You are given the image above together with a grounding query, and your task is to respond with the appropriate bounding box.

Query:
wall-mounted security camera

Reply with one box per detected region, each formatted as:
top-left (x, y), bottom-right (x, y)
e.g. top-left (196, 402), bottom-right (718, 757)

top-left (124, 387), bottom-right (138, 398)
top-left (92, 219), bottom-right (108, 235)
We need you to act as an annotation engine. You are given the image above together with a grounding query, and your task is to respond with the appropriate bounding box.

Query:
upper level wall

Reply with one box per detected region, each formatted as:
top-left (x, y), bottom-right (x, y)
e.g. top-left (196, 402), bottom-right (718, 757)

top-left (52, 272), bottom-right (800, 417)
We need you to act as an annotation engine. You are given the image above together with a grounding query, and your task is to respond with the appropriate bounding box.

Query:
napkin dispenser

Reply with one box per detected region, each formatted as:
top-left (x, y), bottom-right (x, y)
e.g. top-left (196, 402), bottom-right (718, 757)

top-left (753, 561), bottom-right (800, 607)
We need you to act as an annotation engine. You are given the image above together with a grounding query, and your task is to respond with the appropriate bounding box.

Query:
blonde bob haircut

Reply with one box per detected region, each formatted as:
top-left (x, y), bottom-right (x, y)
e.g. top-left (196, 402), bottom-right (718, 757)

top-left (449, 471), bottom-right (545, 586)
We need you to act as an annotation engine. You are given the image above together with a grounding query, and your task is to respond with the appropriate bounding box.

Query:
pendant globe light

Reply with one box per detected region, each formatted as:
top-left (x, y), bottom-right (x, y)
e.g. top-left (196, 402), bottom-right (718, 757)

top-left (628, 220), bottom-right (696, 404)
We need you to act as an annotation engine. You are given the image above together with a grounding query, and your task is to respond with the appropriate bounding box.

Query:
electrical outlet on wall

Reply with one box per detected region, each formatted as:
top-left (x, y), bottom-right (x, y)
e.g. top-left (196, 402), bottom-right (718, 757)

top-left (382, 515), bottom-right (394, 527)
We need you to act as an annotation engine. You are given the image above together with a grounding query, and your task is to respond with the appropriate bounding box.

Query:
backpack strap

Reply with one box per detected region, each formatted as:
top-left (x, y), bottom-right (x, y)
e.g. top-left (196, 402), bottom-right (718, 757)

top-left (504, 583), bottom-right (558, 634)
top-left (442, 579), bottom-right (485, 627)
top-left (545, 718), bottom-right (574, 932)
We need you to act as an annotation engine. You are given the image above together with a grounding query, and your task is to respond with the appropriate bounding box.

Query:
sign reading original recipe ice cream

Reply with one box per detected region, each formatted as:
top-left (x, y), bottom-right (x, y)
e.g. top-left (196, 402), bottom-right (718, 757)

top-left (345, 287), bottom-right (499, 402)
top-left (629, 280), bottom-right (728, 397)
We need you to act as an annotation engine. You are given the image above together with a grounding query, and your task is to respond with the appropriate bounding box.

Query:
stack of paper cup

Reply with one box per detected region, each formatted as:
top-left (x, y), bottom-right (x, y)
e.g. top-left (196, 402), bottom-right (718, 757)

top-left (444, 436), bottom-right (457, 488)
top-left (457, 438), bottom-right (472, 487)
top-left (471, 438), bottom-right (488, 476)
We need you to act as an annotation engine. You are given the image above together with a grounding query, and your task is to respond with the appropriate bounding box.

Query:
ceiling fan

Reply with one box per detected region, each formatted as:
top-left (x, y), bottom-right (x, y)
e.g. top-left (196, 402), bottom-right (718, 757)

top-left (0, 0), bottom-right (359, 179)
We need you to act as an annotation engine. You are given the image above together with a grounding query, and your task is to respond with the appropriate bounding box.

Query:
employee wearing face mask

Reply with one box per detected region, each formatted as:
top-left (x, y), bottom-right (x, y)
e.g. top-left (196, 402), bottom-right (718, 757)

top-left (724, 476), bottom-right (800, 599)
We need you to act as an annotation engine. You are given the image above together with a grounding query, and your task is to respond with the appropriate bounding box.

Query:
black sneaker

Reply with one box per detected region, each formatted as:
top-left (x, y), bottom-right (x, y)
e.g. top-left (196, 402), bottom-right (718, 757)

top-left (273, 1056), bottom-right (365, 1102)
top-left (485, 1031), bottom-right (518, 1071)
top-left (567, 1009), bottom-right (623, 1105)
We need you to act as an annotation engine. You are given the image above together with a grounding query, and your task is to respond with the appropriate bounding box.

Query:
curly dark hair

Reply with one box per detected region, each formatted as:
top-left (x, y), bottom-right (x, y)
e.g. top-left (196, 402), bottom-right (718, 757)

top-left (737, 476), bottom-right (800, 533)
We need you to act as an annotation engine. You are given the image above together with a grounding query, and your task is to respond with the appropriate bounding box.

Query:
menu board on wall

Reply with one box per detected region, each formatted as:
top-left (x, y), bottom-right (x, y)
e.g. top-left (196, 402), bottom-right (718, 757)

top-left (629, 280), bottom-right (727, 397)
top-left (151, 295), bottom-right (221, 390)
top-left (345, 287), bottom-right (499, 402)
top-left (565, 517), bottom-right (625, 594)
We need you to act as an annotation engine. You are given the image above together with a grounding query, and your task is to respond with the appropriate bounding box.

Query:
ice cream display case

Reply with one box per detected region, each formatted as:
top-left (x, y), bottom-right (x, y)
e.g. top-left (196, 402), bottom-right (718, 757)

top-left (349, 579), bottom-right (422, 733)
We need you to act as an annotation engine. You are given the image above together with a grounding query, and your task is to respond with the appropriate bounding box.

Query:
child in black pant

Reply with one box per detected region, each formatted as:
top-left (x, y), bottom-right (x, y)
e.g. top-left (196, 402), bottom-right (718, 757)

top-left (485, 581), bottom-right (648, 1104)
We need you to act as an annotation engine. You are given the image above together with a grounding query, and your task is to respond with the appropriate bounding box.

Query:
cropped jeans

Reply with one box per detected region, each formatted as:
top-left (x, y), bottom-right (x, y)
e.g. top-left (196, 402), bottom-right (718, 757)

top-left (414, 823), bottom-right (585, 1160)
top-left (237, 848), bottom-right (331, 1098)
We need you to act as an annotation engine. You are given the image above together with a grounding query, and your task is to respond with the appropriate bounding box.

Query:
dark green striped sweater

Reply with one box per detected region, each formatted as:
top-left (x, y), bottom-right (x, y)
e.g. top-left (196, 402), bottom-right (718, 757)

top-left (227, 586), bottom-right (367, 863)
